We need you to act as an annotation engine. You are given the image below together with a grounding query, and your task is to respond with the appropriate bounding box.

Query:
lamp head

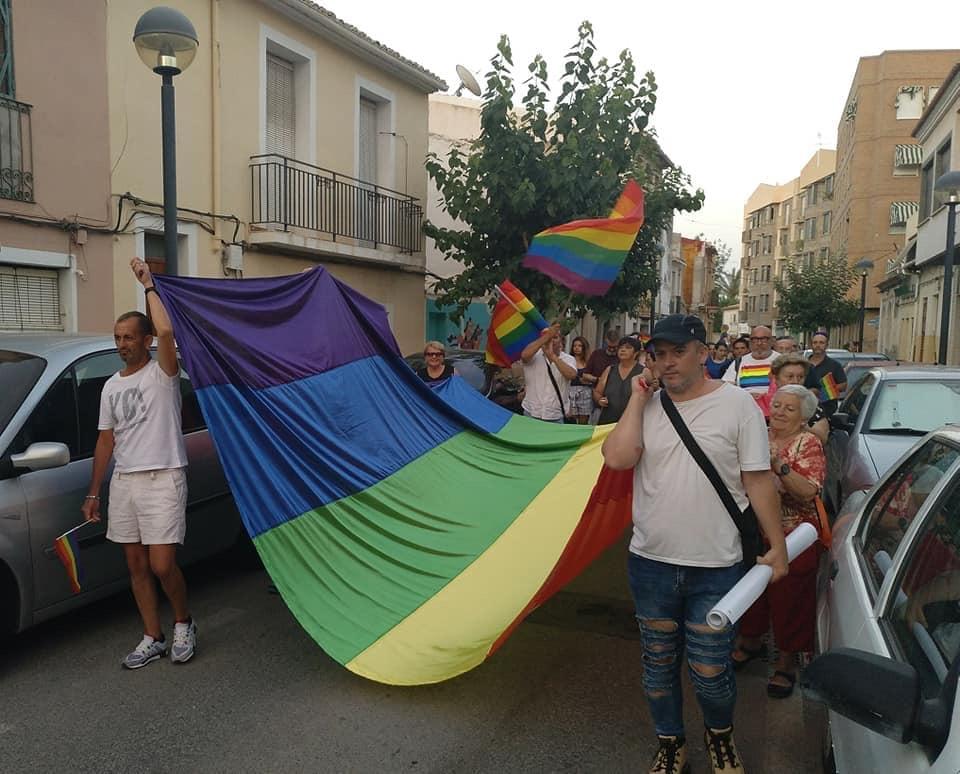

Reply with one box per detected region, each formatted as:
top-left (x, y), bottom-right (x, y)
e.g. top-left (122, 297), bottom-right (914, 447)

top-left (935, 170), bottom-right (960, 204)
top-left (854, 258), bottom-right (874, 277)
top-left (133, 6), bottom-right (198, 75)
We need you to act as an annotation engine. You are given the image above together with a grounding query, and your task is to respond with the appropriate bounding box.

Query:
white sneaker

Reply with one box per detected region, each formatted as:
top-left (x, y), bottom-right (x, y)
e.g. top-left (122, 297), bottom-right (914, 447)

top-left (171, 618), bottom-right (197, 663)
top-left (122, 634), bottom-right (168, 669)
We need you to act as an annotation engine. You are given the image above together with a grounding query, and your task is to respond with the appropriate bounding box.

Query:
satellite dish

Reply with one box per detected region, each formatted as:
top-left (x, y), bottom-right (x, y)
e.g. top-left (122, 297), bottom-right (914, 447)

top-left (455, 64), bottom-right (481, 97)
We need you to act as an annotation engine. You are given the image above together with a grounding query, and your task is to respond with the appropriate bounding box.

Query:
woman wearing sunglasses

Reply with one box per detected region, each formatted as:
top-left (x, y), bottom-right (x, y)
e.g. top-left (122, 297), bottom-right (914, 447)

top-left (417, 341), bottom-right (455, 383)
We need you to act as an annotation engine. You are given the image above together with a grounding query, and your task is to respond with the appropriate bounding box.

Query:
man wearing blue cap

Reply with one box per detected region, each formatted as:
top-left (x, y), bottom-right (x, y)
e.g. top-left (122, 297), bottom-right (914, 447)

top-left (602, 314), bottom-right (787, 774)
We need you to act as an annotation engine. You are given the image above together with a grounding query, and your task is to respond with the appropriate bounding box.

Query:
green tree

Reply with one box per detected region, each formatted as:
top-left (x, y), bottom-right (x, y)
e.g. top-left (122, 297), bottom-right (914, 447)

top-left (774, 256), bottom-right (860, 337)
top-left (424, 22), bottom-right (703, 323)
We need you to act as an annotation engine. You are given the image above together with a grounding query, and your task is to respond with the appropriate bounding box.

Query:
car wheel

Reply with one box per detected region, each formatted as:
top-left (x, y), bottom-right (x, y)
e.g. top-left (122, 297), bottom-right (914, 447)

top-left (0, 562), bottom-right (19, 640)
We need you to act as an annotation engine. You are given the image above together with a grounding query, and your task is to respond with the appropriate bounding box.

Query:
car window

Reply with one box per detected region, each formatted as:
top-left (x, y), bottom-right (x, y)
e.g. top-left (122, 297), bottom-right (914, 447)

top-left (11, 369), bottom-right (79, 457)
top-left (884, 483), bottom-right (960, 697)
top-left (0, 350), bottom-right (46, 435)
top-left (859, 439), bottom-right (960, 594)
top-left (865, 380), bottom-right (960, 433)
top-left (840, 373), bottom-right (875, 420)
top-left (75, 352), bottom-right (122, 456)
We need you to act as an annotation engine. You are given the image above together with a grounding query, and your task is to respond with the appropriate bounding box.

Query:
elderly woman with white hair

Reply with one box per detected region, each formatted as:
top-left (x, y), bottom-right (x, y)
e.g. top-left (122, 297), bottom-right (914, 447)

top-left (732, 383), bottom-right (826, 699)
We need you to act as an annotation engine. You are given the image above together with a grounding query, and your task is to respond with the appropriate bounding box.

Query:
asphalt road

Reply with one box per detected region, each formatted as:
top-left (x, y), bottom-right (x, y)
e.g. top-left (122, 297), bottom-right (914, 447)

top-left (0, 534), bottom-right (823, 773)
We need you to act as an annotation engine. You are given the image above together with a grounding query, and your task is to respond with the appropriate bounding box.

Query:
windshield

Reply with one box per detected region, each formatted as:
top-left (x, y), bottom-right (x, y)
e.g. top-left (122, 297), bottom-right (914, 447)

top-left (866, 380), bottom-right (960, 432)
top-left (0, 350), bottom-right (47, 433)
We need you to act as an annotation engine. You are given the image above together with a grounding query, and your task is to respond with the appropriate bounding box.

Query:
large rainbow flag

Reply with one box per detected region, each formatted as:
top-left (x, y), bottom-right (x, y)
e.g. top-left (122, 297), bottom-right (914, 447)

top-left (485, 280), bottom-right (549, 367)
top-left (154, 269), bottom-right (632, 685)
top-left (522, 180), bottom-right (645, 296)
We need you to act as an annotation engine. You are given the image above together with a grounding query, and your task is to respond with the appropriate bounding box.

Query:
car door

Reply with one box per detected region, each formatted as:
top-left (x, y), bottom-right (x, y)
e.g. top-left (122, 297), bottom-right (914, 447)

top-left (825, 373), bottom-right (875, 511)
top-left (19, 351), bottom-right (127, 611)
top-left (827, 438), bottom-right (960, 770)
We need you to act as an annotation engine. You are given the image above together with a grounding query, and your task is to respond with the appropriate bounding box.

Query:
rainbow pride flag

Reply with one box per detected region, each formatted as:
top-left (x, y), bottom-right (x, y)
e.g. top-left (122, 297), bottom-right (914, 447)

top-left (821, 372), bottom-right (841, 400)
top-left (522, 180), bottom-right (645, 296)
top-left (739, 364), bottom-right (772, 389)
top-left (154, 270), bottom-right (632, 685)
top-left (485, 280), bottom-right (549, 367)
top-left (53, 529), bottom-right (83, 594)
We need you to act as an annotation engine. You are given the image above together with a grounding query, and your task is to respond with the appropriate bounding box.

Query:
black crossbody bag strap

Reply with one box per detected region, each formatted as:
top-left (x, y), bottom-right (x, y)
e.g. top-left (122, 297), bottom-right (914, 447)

top-left (659, 390), bottom-right (760, 567)
top-left (545, 358), bottom-right (567, 417)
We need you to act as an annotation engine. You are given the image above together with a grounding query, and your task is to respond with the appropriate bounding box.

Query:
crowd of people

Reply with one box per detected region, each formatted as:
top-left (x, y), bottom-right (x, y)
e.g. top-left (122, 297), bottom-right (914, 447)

top-left (416, 317), bottom-right (846, 773)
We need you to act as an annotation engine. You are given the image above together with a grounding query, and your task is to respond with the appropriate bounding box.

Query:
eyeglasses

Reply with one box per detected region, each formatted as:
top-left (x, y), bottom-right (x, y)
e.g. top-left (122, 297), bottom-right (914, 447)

top-left (750, 336), bottom-right (770, 342)
top-left (425, 351), bottom-right (444, 357)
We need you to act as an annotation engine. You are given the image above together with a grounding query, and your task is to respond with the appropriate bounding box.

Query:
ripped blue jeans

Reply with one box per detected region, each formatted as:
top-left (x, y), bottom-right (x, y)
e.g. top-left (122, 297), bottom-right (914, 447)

top-left (627, 553), bottom-right (744, 737)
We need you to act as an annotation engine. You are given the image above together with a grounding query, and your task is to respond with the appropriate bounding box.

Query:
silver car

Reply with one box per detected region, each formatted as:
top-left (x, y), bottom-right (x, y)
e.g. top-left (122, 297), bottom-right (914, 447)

top-left (823, 366), bottom-right (960, 515)
top-left (0, 334), bottom-right (243, 636)
top-left (806, 427), bottom-right (960, 771)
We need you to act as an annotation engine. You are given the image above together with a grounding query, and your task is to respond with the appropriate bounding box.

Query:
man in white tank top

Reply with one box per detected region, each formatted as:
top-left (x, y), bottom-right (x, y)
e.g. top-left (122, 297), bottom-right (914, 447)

top-left (81, 258), bottom-right (196, 670)
top-left (602, 314), bottom-right (787, 774)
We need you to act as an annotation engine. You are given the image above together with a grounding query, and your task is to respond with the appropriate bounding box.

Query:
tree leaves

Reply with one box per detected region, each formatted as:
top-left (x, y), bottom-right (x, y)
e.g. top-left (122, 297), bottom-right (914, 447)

top-left (423, 22), bottom-right (703, 324)
top-left (773, 256), bottom-right (860, 337)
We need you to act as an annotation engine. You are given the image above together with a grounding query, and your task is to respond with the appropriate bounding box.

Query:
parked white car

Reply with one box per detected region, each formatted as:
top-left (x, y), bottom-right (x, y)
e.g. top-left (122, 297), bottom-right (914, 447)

top-left (805, 427), bottom-right (960, 771)
top-left (0, 334), bottom-right (243, 636)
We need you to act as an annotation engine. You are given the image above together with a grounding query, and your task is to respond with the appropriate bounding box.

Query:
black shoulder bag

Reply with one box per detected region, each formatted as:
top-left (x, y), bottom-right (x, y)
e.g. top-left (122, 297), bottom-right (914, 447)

top-left (545, 357), bottom-right (576, 424)
top-left (659, 390), bottom-right (762, 568)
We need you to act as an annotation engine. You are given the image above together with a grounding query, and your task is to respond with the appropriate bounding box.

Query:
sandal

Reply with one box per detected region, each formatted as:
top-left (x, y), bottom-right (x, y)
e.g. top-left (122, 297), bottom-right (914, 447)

top-left (731, 643), bottom-right (767, 671)
top-left (766, 670), bottom-right (796, 699)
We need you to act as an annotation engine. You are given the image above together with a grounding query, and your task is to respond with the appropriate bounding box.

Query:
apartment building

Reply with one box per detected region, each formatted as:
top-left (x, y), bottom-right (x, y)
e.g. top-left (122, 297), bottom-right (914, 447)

top-left (832, 49), bottom-right (960, 351)
top-left (880, 62), bottom-right (960, 363)
top-left (740, 151), bottom-right (837, 338)
top-left (740, 182), bottom-right (793, 330)
top-left (107, 0), bottom-right (445, 353)
top-left (0, 1), bottom-right (114, 333)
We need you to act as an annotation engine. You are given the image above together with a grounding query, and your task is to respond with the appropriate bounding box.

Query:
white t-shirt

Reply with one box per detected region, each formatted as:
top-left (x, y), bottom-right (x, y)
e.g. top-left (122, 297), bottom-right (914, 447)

top-left (521, 350), bottom-right (577, 420)
top-left (722, 351), bottom-right (777, 396)
top-left (629, 383), bottom-right (770, 567)
top-left (98, 359), bottom-right (188, 472)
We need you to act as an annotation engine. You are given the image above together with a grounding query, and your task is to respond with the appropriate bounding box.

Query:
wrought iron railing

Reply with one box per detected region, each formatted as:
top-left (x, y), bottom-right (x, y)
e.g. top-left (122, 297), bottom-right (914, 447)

top-left (250, 154), bottom-right (423, 253)
top-left (0, 95), bottom-right (32, 202)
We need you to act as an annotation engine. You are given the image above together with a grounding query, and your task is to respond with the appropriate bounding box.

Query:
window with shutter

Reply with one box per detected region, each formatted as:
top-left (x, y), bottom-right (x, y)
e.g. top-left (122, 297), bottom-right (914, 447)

top-left (0, 264), bottom-right (62, 331)
top-left (265, 54), bottom-right (295, 157)
top-left (358, 97), bottom-right (378, 184)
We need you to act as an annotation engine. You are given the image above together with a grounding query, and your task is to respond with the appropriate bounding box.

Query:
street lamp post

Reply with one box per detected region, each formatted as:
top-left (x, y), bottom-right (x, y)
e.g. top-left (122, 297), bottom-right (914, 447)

top-left (934, 170), bottom-right (960, 364)
top-left (854, 258), bottom-right (874, 352)
top-left (133, 7), bottom-right (198, 276)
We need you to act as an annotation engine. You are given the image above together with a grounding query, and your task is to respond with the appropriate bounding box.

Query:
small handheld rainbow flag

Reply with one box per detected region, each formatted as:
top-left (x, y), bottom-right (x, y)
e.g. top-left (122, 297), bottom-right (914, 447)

top-left (485, 280), bottom-right (550, 367)
top-left (53, 523), bottom-right (85, 595)
top-left (739, 364), bottom-right (772, 389)
top-left (821, 372), bottom-right (841, 401)
top-left (522, 180), bottom-right (645, 296)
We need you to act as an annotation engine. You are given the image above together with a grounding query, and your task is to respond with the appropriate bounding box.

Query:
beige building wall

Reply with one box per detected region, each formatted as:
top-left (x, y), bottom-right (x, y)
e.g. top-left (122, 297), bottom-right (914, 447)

top-left (106, 0), bottom-right (443, 353)
top-left (832, 49), bottom-right (960, 351)
top-left (0, 1), bottom-right (113, 333)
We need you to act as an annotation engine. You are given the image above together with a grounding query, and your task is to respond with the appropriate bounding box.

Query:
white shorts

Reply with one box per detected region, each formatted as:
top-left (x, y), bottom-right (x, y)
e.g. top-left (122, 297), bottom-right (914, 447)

top-left (107, 468), bottom-right (188, 545)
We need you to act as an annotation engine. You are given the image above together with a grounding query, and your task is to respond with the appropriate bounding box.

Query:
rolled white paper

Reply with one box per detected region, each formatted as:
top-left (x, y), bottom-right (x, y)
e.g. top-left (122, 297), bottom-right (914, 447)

top-left (706, 522), bottom-right (818, 630)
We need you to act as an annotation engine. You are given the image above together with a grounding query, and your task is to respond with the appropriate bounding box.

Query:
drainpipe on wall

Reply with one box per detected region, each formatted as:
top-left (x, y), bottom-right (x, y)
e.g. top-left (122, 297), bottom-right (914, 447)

top-left (211, 0), bottom-right (223, 265)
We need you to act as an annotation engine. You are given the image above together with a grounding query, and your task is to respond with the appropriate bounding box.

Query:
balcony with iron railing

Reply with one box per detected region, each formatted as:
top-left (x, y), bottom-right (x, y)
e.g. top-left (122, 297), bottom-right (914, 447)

top-left (0, 95), bottom-right (33, 202)
top-left (249, 154), bottom-right (423, 260)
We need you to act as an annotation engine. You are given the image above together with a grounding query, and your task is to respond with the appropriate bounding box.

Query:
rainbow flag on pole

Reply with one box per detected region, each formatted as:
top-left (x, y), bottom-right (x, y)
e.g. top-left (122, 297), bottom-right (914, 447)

top-left (484, 280), bottom-right (549, 367)
top-left (522, 180), bottom-right (645, 296)
top-left (53, 528), bottom-right (83, 594)
top-left (821, 372), bottom-right (841, 400)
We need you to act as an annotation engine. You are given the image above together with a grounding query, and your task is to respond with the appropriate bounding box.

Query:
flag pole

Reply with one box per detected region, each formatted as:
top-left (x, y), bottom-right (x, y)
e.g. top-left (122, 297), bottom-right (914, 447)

top-left (493, 284), bottom-right (526, 317)
top-left (56, 521), bottom-right (91, 541)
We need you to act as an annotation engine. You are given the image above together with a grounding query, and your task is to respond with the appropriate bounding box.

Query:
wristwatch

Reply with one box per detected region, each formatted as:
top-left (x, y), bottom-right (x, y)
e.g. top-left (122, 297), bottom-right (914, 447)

top-left (777, 462), bottom-right (790, 477)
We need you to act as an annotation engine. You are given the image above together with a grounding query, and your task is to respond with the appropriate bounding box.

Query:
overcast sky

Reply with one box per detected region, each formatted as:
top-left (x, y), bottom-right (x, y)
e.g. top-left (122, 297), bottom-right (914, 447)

top-left (320, 0), bottom-right (960, 267)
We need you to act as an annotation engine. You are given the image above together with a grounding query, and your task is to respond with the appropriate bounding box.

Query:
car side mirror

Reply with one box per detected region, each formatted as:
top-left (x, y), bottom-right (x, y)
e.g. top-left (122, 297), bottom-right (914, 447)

top-left (829, 412), bottom-right (851, 431)
top-left (10, 442), bottom-right (70, 472)
top-left (803, 648), bottom-right (953, 751)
